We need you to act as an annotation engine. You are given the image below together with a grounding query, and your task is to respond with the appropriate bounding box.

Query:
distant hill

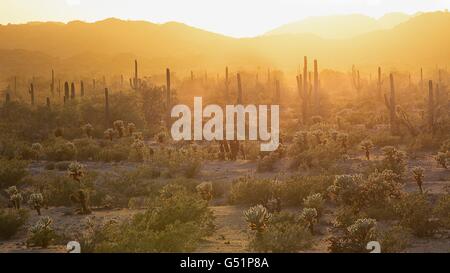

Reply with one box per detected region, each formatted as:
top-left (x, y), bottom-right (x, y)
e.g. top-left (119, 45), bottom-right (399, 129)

top-left (265, 13), bottom-right (412, 39)
top-left (0, 11), bottom-right (449, 76)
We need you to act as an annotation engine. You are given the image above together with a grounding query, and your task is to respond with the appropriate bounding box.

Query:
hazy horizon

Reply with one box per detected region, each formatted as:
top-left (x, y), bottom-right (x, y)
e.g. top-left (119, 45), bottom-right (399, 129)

top-left (0, 0), bottom-right (449, 37)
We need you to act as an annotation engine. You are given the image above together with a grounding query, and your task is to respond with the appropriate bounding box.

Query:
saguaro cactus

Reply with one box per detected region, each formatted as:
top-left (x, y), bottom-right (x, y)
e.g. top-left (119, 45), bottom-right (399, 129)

top-left (420, 68), bottom-right (424, 92)
top-left (105, 88), bottom-right (110, 128)
top-left (225, 66), bottom-right (229, 100)
top-left (377, 67), bottom-right (383, 100)
top-left (352, 65), bottom-right (362, 95)
top-left (29, 83), bottom-right (35, 105)
top-left (166, 68), bottom-right (171, 108)
top-left (427, 80), bottom-right (439, 132)
top-left (70, 82), bottom-right (75, 99)
top-left (64, 82), bottom-right (69, 103)
top-left (50, 69), bottom-right (55, 96)
top-left (130, 59), bottom-right (142, 91)
top-left (297, 74), bottom-right (309, 125)
top-left (5, 92), bottom-right (10, 104)
top-left (237, 73), bottom-right (243, 104)
top-left (46, 97), bottom-right (51, 109)
top-left (303, 56), bottom-right (308, 100)
top-left (384, 73), bottom-right (398, 135)
top-left (274, 79), bottom-right (280, 104)
top-left (80, 81), bottom-right (85, 97)
top-left (313, 59), bottom-right (320, 114)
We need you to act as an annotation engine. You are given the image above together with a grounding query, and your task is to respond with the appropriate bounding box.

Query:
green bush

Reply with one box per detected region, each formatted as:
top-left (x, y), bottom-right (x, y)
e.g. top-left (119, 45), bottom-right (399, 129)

top-left (394, 193), bottom-right (437, 237)
top-left (93, 184), bottom-right (215, 252)
top-left (281, 175), bottom-right (334, 206)
top-left (379, 225), bottom-right (411, 253)
top-left (0, 158), bottom-right (28, 188)
top-left (229, 176), bottom-right (279, 206)
top-left (73, 138), bottom-right (102, 161)
top-left (433, 194), bottom-right (450, 229)
top-left (0, 209), bottom-right (28, 240)
top-left (45, 138), bottom-right (77, 161)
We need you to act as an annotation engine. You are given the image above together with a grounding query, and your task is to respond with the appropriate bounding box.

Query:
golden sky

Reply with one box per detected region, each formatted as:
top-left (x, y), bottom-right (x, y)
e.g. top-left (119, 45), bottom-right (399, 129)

top-left (0, 0), bottom-right (449, 37)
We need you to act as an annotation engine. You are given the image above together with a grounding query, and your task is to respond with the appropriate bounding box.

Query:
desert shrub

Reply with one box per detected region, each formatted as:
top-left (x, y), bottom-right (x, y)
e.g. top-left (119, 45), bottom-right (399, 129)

top-left (98, 144), bottom-right (130, 162)
top-left (280, 175), bottom-right (334, 206)
top-left (26, 216), bottom-right (57, 248)
top-left (0, 209), bottom-right (28, 240)
top-left (45, 138), bottom-right (77, 161)
top-left (229, 177), bottom-right (280, 206)
top-left (249, 211), bottom-right (313, 253)
top-left (93, 184), bottom-right (215, 252)
top-left (0, 158), bottom-right (27, 188)
top-left (435, 140), bottom-right (450, 168)
top-left (328, 174), bottom-right (364, 208)
top-left (377, 146), bottom-right (407, 178)
top-left (55, 161), bottom-right (70, 171)
top-left (433, 194), bottom-right (450, 229)
top-left (394, 193), bottom-right (437, 237)
top-left (371, 131), bottom-right (402, 147)
top-left (328, 218), bottom-right (378, 253)
top-left (73, 138), bottom-right (101, 161)
top-left (379, 225), bottom-right (411, 253)
top-left (257, 153), bottom-right (278, 172)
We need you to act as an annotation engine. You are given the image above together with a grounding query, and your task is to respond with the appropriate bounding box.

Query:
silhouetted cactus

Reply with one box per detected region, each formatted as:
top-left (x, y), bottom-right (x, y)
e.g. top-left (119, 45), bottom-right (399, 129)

top-left (50, 69), bottom-right (55, 96)
top-left (313, 59), bottom-right (320, 114)
top-left (360, 140), bottom-right (374, 160)
top-left (384, 73), bottom-right (398, 135)
top-left (105, 88), bottom-right (110, 128)
top-left (427, 80), bottom-right (439, 133)
top-left (46, 97), bottom-right (51, 109)
top-left (80, 80), bottom-right (85, 97)
top-left (412, 167), bottom-right (425, 194)
top-left (28, 83), bottom-right (35, 105)
top-left (130, 59), bottom-right (142, 91)
top-left (28, 193), bottom-right (44, 216)
top-left (70, 82), bottom-right (75, 99)
top-left (352, 65), bottom-right (362, 95)
top-left (5, 92), bottom-right (10, 104)
top-left (64, 81), bottom-right (69, 103)
top-left (377, 67), bottom-right (383, 100)
top-left (237, 73), bottom-right (242, 104)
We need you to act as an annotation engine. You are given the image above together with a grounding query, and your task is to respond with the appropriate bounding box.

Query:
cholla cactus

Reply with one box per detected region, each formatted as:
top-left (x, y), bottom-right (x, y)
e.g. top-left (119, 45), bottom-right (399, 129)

top-left (127, 122), bottom-right (136, 136)
top-left (346, 218), bottom-right (377, 247)
top-left (131, 138), bottom-right (148, 161)
top-left (28, 193), bottom-right (44, 215)
top-left (360, 140), bottom-right (374, 160)
top-left (312, 130), bottom-right (323, 145)
top-left (244, 205), bottom-right (272, 233)
top-left (132, 132), bottom-right (144, 141)
top-left (113, 120), bottom-right (125, 137)
top-left (82, 123), bottom-right (94, 138)
top-left (31, 143), bottom-right (43, 160)
top-left (27, 216), bottom-right (55, 248)
top-left (300, 208), bottom-right (318, 234)
top-left (436, 152), bottom-right (449, 169)
top-left (70, 189), bottom-right (91, 215)
top-left (196, 182), bottom-right (213, 202)
top-left (104, 128), bottom-right (114, 141)
top-left (303, 193), bottom-right (325, 217)
top-left (68, 162), bottom-right (85, 183)
top-left (412, 167), bottom-right (425, 194)
top-left (5, 186), bottom-right (23, 210)
top-left (330, 130), bottom-right (339, 141)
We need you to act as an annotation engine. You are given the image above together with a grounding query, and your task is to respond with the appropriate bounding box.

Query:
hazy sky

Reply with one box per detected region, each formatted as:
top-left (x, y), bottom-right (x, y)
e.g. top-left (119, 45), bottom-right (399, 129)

top-left (0, 0), bottom-right (449, 37)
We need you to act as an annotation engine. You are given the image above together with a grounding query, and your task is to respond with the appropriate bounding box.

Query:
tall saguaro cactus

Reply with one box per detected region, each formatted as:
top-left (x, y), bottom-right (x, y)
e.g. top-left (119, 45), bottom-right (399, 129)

top-left (384, 73), bottom-right (398, 135)
top-left (64, 82), bottom-right (69, 102)
top-left (105, 88), bottom-right (110, 128)
top-left (80, 81), bottom-right (85, 97)
top-left (237, 73), bottom-right (243, 104)
top-left (71, 82), bottom-right (76, 99)
top-left (50, 69), bottom-right (55, 97)
top-left (5, 92), bottom-right (10, 104)
top-left (130, 59), bottom-right (142, 91)
top-left (377, 67), bottom-right (383, 100)
top-left (46, 97), bottom-right (51, 109)
top-left (225, 66), bottom-right (229, 101)
top-left (303, 56), bottom-right (308, 100)
top-left (29, 83), bottom-right (35, 105)
top-left (427, 80), bottom-right (439, 133)
top-left (352, 65), bottom-right (362, 95)
top-left (313, 59), bottom-right (320, 114)
top-left (420, 68), bottom-right (424, 92)
top-left (166, 68), bottom-right (171, 108)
